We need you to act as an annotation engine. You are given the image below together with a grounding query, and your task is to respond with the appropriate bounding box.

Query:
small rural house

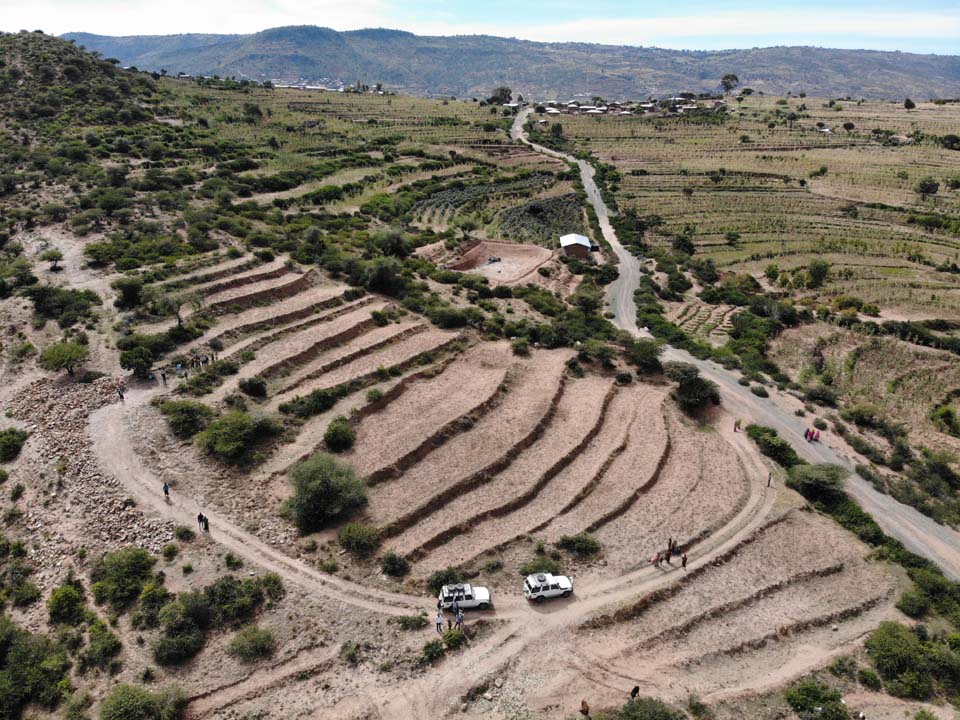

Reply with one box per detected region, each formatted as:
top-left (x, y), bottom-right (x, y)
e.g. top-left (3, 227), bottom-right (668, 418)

top-left (559, 233), bottom-right (593, 260)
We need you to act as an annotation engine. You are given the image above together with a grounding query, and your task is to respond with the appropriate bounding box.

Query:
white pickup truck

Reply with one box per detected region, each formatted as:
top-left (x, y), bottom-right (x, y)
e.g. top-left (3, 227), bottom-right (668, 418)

top-left (523, 573), bottom-right (574, 602)
top-left (438, 583), bottom-right (491, 610)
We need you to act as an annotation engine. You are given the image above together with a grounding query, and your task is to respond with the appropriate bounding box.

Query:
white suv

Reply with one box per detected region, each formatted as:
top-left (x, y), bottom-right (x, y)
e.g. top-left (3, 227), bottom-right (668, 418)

top-left (438, 583), bottom-right (491, 610)
top-left (524, 573), bottom-right (573, 602)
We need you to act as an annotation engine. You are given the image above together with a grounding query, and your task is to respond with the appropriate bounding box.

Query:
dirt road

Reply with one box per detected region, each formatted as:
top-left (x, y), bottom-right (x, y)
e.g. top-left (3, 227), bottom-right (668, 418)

top-left (511, 108), bottom-right (960, 580)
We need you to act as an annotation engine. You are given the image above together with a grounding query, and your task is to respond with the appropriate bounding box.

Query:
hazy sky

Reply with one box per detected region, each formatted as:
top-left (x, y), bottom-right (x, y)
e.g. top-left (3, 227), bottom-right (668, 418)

top-left (5, 0), bottom-right (960, 53)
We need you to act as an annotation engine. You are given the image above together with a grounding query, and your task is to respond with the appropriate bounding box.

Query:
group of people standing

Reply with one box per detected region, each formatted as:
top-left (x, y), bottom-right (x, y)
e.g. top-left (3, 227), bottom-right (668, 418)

top-left (435, 600), bottom-right (466, 633)
top-left (804, 428), bottom-right (822, 442)
top-left (651, 538), bottom-right (687, 571)
top-left (153, 351), bottom-right (218, 387)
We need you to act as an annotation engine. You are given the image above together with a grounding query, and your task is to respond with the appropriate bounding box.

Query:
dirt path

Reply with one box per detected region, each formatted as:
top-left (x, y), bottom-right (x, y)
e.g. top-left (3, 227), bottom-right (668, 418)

top-left (512, 108), bottom-right (960, 581)
top-left (89, 385), bottom-right (426, 617)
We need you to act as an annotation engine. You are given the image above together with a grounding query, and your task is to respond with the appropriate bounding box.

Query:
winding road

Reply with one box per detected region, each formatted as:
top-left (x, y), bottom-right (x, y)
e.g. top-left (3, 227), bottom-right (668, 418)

top-left (512, 108), bottom-right (960, 580)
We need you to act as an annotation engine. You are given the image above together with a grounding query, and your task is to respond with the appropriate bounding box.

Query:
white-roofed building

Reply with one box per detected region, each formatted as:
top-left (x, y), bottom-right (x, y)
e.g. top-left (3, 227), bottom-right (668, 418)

top-left (559, 233), bottom-right (594, 259)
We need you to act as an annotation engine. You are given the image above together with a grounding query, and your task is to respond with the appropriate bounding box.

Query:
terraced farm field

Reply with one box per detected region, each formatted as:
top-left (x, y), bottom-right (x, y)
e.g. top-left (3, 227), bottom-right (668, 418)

top-left (4, 33), bottom-right (956, 720)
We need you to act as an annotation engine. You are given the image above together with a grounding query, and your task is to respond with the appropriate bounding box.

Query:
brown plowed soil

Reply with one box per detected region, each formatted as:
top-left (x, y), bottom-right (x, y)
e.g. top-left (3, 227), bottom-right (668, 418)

top-left (593, 408), bottom-right (752, 573)
top-left (223, 295), bottom-right (375, 360)
top-left (346, 341), bottom-right (515, 478)
top-left (224, 301), bottom-right (389, 384)
top-left (538, 387), bottom-right (670, 542)
top-left (203, 269), bottom-right (310, 312)
top-left (272, 320), bottom-right (425, 396)
top-left (184, 283), bottom-right (350, 355)
top-left (269, 328), bottom-right (460, 409)
top-left (189, 257), bottom-right (289, 297)
top-left (396, 375), bottom-right (615, 566)
top-left (363, 349), bottom-right (571, 528)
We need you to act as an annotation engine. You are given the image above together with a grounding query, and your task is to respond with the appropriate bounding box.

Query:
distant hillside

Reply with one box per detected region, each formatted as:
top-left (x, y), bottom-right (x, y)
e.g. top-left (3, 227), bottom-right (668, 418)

top-left (63, 26), bottom-right (960, 100)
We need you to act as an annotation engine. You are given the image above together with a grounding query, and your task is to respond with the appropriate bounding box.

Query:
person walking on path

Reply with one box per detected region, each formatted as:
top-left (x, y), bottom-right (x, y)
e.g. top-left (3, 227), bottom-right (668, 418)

top-left (455, 610), bottom-right (464, 629)
top-left (651, 552), bottom-right (660, 567)
top-left (665, 547), bottom-right (672, 565)
top-left (435, 612), bottom-right (443, 634)
top-left (767, 472), bottom-right (772, 487)
top-left (203, 516), bottom-right (209, 533)
top-left (452, 600), bottom-right (460, 616)
top-left (116, 385), bottom-right (125, 403)
top-left (197, 512), bottom-right (204, 530)
top-left (681, 554), bottom-right (688, 570)
top-left (160, 371), bottom-right (167, 387)
top-left (163, 482), bottom-right (170, 502)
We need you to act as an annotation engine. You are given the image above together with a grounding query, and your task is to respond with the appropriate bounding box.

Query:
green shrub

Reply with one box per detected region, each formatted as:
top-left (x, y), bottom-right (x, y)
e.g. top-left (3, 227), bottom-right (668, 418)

top-left (0, 614), bottom-right (70, 718)
top-left (283, 453), bottom-right (367, 533)
top-left (48, 581), bottom-right (85, 625)
top-left (323, 418), bottom-right (355, 452)
top-left (865, 622), bottom-right (934, 699)
top-left (805, 385), bottom-right (838, 407)
top-left (786, 464), bottom-right (846, 502)
top-left (82, 620), bottom-right (122, 669)
top-left (229, 625), bottom-right (275, 662)
top-left (337, 523), bottom-right (380, 558)
top-left (557, 533), bottom-right (600, 557)
top-left (596, 697), bottom-right (686, 720)
top-left (394, 614), bottom-right (428, 631)
top-left (173, 526), bottom-right (194, 542)
top-left (427, 567), bottom-right (463, 595)
top-left (828, 655), bottom-right (857, 679)
top-left (224, 553), bottom-right (243, 570)
top-left (98, 684), bottom-right (186, 720)
top-left (857, 667), bottom-right (882, 689)
top-left (340, 640), bottom-right (360, 665)
top-left (784, 678), bottom-right (849, 719)
top-left (746, 424), bottom-right (805, 468)
top-left (160, 400), bottom-right (214, 439)
top-left (626, 339), bottom-right (664, 375)
top-left (162, 544), bottom-right (178, 562)
top-left (0, 428), bottom-right (29, 462)
top-left (90, 547), bottom-right (155, 609)
top-left (442, 627), bottom-right (467, 650)
top-left (511, 338), bottom-right (530, 356)
top-left (195, 411), bottom-right (281, 465)
top-left (238, 376), bottom-right (267, 398)
top-left (896, 590), bottom-right (931, 618)
top-left (380, 551), bottom-right (410, 577)
top-left (750, 384), bottom-right (769, 398)
top-left (419, 639), bottom-right (445, 664)
top-left (518, 555), bottom-right (562, 576)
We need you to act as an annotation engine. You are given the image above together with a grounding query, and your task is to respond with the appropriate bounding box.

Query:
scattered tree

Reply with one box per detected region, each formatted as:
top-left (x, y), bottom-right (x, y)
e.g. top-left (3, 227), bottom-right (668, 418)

top-left (39, 341), bottom-right (89, 375)
top-left (663, 362), bottom-right (720, 414)
top-left (40, 249), bottom-right (63, 271)
top-left (720, 73), bottom-right (740, 94)
top-left (904, 98), bottom-right (915, 111)
top-left (284, 453), bottom-right (367, 533)
top-left (914, 176), bottom-right (940, 201)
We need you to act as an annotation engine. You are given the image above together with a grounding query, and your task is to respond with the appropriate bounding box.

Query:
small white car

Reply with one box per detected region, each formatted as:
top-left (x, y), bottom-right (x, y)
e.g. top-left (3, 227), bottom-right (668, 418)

top-left (438, 583), bottom-right (491, 611)
top-left (524, 573), bottom-right (574, 602)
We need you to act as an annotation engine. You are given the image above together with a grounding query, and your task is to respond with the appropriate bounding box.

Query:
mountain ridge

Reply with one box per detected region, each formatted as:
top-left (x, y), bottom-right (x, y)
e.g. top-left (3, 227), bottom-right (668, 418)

top-left (62, 25), bottom-right (960, 99)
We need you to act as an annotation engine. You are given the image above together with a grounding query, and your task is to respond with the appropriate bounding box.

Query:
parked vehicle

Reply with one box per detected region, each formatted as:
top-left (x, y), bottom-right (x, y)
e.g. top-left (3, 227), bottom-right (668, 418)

top-left (438, 583), bottom-right (491, 610)
top-left (523, 573), bottom-right (573, 602)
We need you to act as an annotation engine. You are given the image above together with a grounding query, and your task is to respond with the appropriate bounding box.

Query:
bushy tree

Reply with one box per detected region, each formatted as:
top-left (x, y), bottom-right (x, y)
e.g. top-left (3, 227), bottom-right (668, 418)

top-left (229, 625), bottom-right (275, 662)
top-left (720, 73), bottom-right (739, 94)
top-left (904, 98), bottom-right (916, 111)
top-left (90, 547), bottom-right (155, 609)
top-left (47, 580), bottom-right (85, 625)
top-left (284, 453), bottom-right (367, 533)
top-left (337, 523), bottom-right (380, 558)
top-left (626, 339), bottom-right (663, 375)
top-left (807, 259), bottom-right (831, 288)
top-left (160, 400), bottom-right (214, 439)
top-left (0, 428), bottom-right (29, 462)
top-left (39, 341), bottom-right (88, 375)
top-left (195, 411), bottom-right (280, 465)
top-left (914, 176), bottom-right (939, 200)
top-left (323, 417), bottom-right (355, 452)
top-left (663, 362), bottom-right (720, 414)
top-left (786, 464), bottom-right (846, 502)
top-left (99, 684), bottom-right (185, 720)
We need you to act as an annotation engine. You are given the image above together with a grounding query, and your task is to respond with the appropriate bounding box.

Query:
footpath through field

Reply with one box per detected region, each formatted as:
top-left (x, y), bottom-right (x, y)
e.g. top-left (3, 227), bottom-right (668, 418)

top-left (511, 108), bottom-right (960, 580)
